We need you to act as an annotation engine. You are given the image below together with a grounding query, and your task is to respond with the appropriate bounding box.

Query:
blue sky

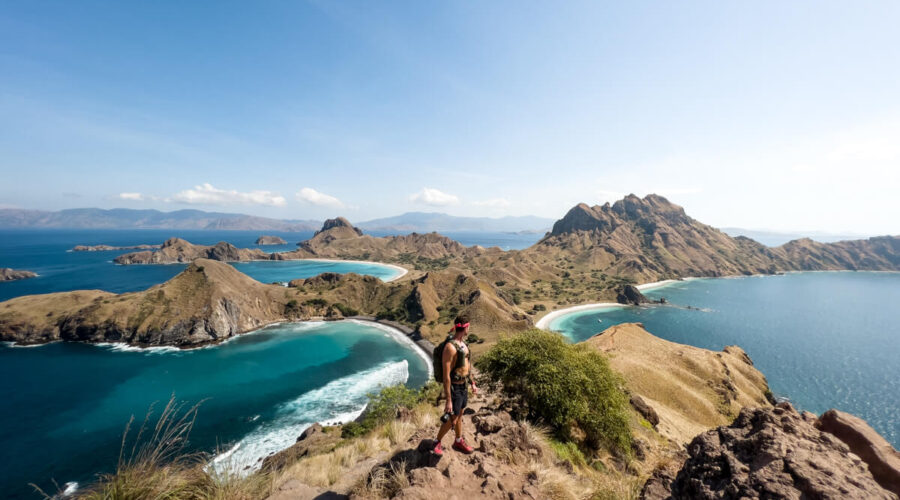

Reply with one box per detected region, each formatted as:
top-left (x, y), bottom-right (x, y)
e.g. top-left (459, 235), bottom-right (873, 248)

top-left (1, 1), bottom-right (898, 233)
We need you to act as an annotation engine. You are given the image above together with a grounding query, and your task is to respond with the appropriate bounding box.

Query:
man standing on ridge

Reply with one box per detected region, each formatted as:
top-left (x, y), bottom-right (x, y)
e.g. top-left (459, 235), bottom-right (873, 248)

top-left (433, 315), bottom-right (478, 456)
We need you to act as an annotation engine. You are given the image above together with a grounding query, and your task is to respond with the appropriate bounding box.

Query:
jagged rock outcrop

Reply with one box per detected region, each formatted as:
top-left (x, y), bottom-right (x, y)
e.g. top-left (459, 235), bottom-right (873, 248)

top-left (642, 403), bottom-right (898, 499)
top-left (114, 238), bottom-right (268, 264)
top-left (262, 424), bottom-right (340, 471)
top-left (817, 409), bottom-right (900, 495)
top-left (71, 244), bottom-right (160, 252)
top-left (0, 268), bottom-right (37, 281)
top-left (616, 284), bottom-right (649, 305)
top-left (255, 235), bottom-right (287, 245)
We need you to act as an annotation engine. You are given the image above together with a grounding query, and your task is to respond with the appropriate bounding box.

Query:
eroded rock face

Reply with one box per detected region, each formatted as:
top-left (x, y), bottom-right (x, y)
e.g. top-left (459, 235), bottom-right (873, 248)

top-left (645, 403), bottom-right (898, 499)
top-left (817, 409), bottom-right (900, 495)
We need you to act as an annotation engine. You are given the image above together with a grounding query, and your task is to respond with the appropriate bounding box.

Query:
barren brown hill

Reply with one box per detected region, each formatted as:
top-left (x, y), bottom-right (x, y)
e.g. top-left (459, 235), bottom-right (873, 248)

top-left (0, 259), bottom-right (287, 346)
top-left (115, 237), bottom-right (269, 264)
top-left (0, 260), bottom-right (530, 348)
top-left (278, 217), bottom-right (491, 264)
top-left (585, 323), bottom-right (772, 445)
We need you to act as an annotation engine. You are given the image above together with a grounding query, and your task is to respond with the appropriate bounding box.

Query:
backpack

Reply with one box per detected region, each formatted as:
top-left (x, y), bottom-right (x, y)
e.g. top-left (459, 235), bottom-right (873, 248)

top-left (432, 337), bottom-right (467, 383)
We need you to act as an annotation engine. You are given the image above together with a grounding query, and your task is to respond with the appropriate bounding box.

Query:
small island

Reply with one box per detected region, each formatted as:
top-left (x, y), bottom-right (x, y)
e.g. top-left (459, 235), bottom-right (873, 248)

top-left (71, 244), bottom-right (160, 252)
top-left (0, 268), bottom-right (37, 281)
top-left (255, 235), bottom-right (287, 245)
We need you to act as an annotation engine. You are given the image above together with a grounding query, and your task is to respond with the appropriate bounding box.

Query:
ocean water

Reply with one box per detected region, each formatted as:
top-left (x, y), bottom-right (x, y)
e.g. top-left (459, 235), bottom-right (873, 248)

top-left (0, 229), bottom-right (406, 301)
top-left (548, 272), bottom-right (900, 448)
top-left (0, 229), bottom-right (539, 301)
top-left (0, 321), bottom-right (430, 499)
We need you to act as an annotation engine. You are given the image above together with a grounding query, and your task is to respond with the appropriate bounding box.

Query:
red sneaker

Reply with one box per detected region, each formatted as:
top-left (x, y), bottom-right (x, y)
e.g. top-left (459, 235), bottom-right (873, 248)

top-left (432, 441), bottom-right (443, 456)
top-left (452, 437), bottom-right (474, 454)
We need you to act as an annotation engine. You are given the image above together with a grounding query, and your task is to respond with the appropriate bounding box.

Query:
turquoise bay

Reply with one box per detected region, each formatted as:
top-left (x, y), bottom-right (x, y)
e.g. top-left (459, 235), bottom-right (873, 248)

top-left (0, 321), bottom-right (430, 499)
top-left (548, 272), bottom-right (900, 448)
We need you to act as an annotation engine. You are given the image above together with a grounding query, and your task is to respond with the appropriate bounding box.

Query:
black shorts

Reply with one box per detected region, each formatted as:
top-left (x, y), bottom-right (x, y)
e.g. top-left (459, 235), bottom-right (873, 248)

top-left (451, 382), bottom-right (468, 415)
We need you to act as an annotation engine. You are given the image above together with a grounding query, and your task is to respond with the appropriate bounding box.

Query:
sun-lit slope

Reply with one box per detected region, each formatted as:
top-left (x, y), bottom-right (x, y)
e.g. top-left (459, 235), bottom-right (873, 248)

top-left (0, 259), bottom-right (288, 346)
top-left (585, 322), bottom-right (772, 444)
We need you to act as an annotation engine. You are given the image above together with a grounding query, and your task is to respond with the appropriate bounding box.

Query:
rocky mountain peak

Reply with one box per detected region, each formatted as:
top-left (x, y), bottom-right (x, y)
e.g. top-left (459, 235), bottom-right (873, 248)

top-left (316, 217), bottom-right (363, 236)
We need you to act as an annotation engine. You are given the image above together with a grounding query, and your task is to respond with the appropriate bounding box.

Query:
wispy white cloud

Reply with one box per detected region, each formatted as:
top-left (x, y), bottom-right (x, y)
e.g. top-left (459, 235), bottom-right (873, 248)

top-left (296, 187), bottom-right (346, 209)
top-left (170, 183), bottom-right (286, 207)
top-left (117, 192), bottom-right (145, 201)
top-left (409, 187), bottom-right (460, 206)
top-left (472, 198), bottom-right (511, 208)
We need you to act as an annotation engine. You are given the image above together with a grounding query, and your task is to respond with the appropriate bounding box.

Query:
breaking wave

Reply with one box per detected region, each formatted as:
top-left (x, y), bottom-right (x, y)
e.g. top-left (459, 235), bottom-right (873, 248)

top-left (210, 359), bottom-right (409, 474)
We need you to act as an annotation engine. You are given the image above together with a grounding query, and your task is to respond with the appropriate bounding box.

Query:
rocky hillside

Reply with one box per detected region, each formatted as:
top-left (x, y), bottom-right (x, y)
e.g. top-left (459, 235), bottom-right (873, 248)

top-left (527, 194), bottom-right (899, 283)
top-left (642, 403), bottom-right (900, 499)
top-left (115, 237), bottom-right (269, 264)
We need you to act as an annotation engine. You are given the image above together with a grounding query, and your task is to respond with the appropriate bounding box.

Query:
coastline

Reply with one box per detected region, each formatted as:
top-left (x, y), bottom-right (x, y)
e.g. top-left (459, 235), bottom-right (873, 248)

top-left (113, 257), bottom-right (409, 281)
top-left (535, 277), bottom-right (695, 330)
top-left (293, 258), bottom-right (409, 282)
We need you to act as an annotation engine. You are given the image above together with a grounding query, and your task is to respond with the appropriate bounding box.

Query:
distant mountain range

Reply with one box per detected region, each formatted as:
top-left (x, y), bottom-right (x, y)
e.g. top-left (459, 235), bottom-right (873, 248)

top-left (0, 208), bottom-right (320, 232)
top-left (356, 212), bottom-right (555, 233)
top-left (0, 208), bottom-right (555, 233)
top-left (721, 227), bottom-right (869, 247)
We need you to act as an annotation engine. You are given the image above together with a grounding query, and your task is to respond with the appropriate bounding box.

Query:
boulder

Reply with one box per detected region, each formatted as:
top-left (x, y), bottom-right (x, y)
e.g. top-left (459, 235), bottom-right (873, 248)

top-left (630, 395), bottom-right (659, 428)
top-left (817, 409), bottom-right (900, 495)
top-left (646, 403), bottom-right (897, 499)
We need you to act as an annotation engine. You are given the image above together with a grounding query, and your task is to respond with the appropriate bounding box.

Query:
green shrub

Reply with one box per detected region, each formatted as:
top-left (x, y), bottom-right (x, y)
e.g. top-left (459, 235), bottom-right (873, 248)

top-left (341, 382), bottom-right (440, 438)
top-left (303, 298), bottom-right (328, 307)
top-left (284, 299), bottom-right (301, 316)
top-left (333, 303), bottom-right (359, 317)
top-left (549, 439), bottom-right (588, 468)
top-left (476, 329), bottom-right (632, 455)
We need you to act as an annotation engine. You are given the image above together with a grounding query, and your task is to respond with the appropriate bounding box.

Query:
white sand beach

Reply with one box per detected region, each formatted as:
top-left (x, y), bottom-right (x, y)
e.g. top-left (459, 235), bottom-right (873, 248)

top-left (297, 258), bottom-right (408, 282)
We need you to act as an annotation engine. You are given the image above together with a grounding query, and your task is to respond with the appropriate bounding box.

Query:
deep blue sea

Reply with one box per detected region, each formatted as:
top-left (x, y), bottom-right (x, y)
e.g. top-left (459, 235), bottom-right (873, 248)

top-left (548, 272), bottom-right (900, 448)
top-left (0, 229), bottom-right (535, 498)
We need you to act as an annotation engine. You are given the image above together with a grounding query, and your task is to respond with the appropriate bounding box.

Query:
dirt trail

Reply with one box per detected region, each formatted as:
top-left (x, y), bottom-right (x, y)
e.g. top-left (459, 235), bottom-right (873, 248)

top-left (267, 389), bottom-right (559, 499)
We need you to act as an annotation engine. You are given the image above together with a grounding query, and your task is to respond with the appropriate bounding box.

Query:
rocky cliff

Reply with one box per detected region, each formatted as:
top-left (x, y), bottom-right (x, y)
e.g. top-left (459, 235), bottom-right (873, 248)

top-left (0, 268), bottom-right (37, 281)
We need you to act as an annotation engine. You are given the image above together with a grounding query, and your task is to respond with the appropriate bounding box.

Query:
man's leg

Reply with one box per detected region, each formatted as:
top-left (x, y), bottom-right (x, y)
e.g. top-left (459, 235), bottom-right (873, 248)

top-left (452, 414), bottom-right (462, 440)
top-left (436, 418), bottom-right (453, 442)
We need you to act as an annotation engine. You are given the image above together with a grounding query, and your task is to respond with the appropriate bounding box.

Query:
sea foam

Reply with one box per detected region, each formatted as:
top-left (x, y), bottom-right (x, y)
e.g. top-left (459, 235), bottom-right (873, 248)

top-left (210, 359), bottom-right (409, 475)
